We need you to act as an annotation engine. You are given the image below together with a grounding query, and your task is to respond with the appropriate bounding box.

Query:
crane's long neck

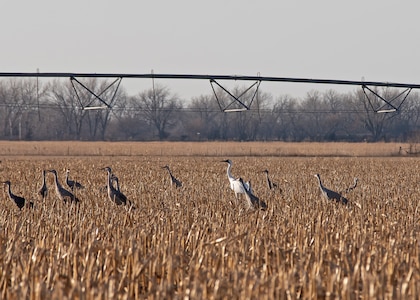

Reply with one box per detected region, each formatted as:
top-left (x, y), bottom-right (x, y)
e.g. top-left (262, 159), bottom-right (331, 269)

top-left (226, 163), bottom-right (234, 180)
top-left (5, 183), bottom-right (12, 200)
top-left (240, 179), bottom-right (255, 208)
top-left (106, 170), bottom-right (115, 193)
top-left (53, 172), bottom-right (62, 191)
top-left (266, 174), bottom-right (272, 189)
top-left (165, 167), bottom-right (177, 183)
top-left (106, 171), bottom-right (111, 189)
top-left (316, 175), bottom-right (324, 190)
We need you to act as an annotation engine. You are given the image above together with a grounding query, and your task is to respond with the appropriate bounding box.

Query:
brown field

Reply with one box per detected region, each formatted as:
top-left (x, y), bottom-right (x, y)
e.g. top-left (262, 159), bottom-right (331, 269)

top-left (0, 142), bottom-right (419, 299)
top-left (0, 140), bottom-right (414, 157)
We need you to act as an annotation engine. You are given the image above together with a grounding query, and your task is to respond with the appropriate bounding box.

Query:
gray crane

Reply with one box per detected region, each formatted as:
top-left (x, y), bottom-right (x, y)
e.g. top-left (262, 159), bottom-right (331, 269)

top-left (344, 177), bottom-right (359, 193)
top-left (48, 169), bottom-right (80, 203)
top-left (238, 177), bottom-right (267, 210)
top-left (38, 169), bottom-right (48, 201)
top-left (99, 173), bottom-right (119, 194)
top-left (111, 174), bottom-right (121, 192)
top-left (65, 169), bottom-right (85, 191)
top-left (263, 169), bottom-right (279, 191)
top-left (314, 174), bottom-right (348, 205)
top-left (2, 180), bottom-right (33, 209)
top-left (102, 167), bottom-right (128, 206)
top-left (162, 165), bottom-right (182, 188)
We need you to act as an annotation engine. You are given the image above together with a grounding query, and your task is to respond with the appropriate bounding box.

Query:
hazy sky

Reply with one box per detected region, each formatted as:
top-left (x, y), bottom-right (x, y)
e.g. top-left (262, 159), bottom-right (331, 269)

top-left (2, 1), bottom-right (420, 100)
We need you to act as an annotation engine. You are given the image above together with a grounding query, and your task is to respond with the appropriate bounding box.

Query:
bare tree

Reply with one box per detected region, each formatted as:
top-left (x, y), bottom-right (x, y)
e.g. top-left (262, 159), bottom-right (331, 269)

top-left (83, 82), bottom-right (126, 140)
top-left (185, 95), bottom-right (222, 140)
top-left (108, 93), bottom-right (151, 140)
top-left (353, 87), bottom-right (400, 141)
top-left (403, 92), bottom-right (420, 132)
top-left (297, 90), bottom-right (326, 140)
top-left (271, 95), bottom-right (299, 140)
top-left (47, 79), bottom-right (86, 139)
top-left (131, 84), bottom-right (182, 140)
top-left (0, 80), bottom-right (20, 138)
top-left (321, 90), bottom-right (349, 140)
top-left (216, 86), bottom-right (269, 140)
top-left (47, 78), bottom-right (121, 140)
top-left (0, 79), bottom-right (43, 139)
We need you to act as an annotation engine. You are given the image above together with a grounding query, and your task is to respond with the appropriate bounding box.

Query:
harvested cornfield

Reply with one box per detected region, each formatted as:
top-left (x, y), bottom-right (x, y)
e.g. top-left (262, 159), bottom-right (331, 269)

top-left (0, 143), bottom-right (419, 299)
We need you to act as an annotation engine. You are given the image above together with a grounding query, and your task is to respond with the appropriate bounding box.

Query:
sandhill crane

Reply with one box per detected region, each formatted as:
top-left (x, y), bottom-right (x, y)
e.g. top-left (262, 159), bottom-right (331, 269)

top-left (246, 179), bottom-right (254, 194)
top-left (65, 169), bottom-right (85, 191)
top-left (99, 173), bottom-right (119, 194)
top-left (344, 177), bottom-right (358, 193)
top-left (314, 174), bottom-right (348, 205)
top-left (222, 159), bottom-right (250, 198)
top-left (263, 169), bottom-right (279, 190)
top-left (102, 167), bottom-right (128, 205)
top-left (111, 174), bottom-right (120, 192)
top-left (238, 178), bottom-right (267, 210)
top-left (48, 169), bottom-right (80, 203)
top-left (2, 180), bottom-right (33, 210)
top-left (38, 169), bottom-right (48, 200)
top-left (162, 165), bottom-right (182, 188)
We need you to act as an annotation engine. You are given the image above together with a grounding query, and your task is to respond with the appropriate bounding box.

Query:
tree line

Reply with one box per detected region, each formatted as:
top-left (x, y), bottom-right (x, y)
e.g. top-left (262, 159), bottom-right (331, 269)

top-left (1, 78), bottom-right (420, 142)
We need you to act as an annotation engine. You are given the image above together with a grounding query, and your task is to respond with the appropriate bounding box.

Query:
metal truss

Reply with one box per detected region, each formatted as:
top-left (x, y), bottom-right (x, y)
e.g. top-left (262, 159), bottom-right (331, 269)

top-left (70, 76), bottom-right (122, 110)
top-left (210, 79), bottom-right (261, 112)
top-left (362, 84), bottom-right (412, 114)
top-left (2, 72), bottom-right (420, 114)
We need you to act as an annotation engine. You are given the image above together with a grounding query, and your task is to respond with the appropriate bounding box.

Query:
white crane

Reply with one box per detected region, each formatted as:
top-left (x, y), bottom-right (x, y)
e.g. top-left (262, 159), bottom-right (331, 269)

top-left (238, 178), bottom-right (267, 210)
top-left (162, 165), bottom-right (182, 188)
top-left (38, 169), bottom-right (48, 201)
top-left (65, 169), bottom-right (85, 191)
top-left (221, 159), bottom-right (250, 198)
top-left (102, 167), bottom-right (129, 206)
top-left (2, 180), bottom-right (33, 210)
top-left (314, 174), bottom-right (348, 205)
top-left (48, 169), bottom-right (80, 203)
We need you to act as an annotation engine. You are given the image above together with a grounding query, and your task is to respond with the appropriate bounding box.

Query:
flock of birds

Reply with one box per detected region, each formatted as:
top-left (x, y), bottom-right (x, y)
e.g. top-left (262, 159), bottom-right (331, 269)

top-left (1, 160), bottom-right (359, 211)
top-left (1, 166), bottom-right (179, 210)
top-left (222, 159), bottom-right (359, 210)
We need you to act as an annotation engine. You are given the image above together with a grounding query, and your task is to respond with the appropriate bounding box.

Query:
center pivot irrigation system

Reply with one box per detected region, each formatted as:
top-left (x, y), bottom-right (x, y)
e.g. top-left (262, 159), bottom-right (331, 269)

top-left (1, 72), bottom-right (419, 113)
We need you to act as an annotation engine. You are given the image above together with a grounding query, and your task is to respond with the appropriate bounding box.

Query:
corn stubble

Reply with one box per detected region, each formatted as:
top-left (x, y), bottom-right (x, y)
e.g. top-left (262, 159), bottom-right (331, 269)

top-left (0, 156), bottom-right (419, 299)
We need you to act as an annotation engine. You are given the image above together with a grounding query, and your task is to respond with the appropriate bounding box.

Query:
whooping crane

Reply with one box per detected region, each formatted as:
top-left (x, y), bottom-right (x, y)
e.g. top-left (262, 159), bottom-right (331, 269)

top-left (221, 159), bottom-right (250, 198)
